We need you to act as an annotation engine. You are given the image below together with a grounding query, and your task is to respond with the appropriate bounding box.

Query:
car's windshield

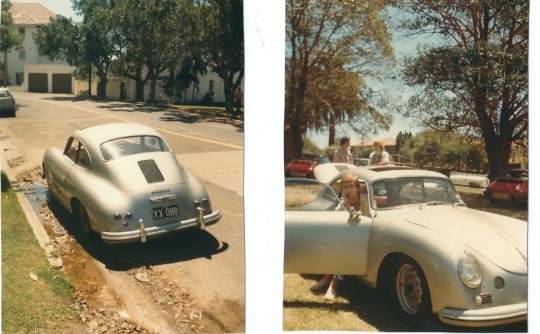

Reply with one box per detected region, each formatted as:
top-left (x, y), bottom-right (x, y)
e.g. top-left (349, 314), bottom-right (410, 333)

top-left (371, 177), bottom-right (462, 209)
top-left (100, 135), bottom-right (171, 161)
top-left (285, 179), bottom-right (342, 211)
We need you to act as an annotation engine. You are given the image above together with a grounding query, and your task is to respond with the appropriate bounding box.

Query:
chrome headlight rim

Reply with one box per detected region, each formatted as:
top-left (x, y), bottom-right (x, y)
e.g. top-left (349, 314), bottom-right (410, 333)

top-left (458, 253), bottom-right (483, 288)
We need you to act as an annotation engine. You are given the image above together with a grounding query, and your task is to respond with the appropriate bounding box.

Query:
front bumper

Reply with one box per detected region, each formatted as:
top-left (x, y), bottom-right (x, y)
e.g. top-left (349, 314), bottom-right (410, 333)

top-left (101, 209), bottom-right (221, 244)
top-left (439, 303), bottom-right (527, 327)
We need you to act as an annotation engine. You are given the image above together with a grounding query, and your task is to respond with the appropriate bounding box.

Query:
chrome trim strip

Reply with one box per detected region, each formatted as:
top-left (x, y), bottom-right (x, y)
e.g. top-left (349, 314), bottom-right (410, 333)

top-left (149, 194), bottom-right (177, 203)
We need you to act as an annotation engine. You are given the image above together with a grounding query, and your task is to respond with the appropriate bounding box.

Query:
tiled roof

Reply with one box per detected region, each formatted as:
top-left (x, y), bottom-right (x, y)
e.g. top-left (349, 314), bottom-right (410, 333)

top-left (10, 2), bottom-right (57, 25)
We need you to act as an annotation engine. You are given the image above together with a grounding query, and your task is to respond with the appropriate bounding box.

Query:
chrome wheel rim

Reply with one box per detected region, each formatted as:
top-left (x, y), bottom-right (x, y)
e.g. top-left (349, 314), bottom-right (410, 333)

top-left (396, 263), bottom-right (423, 314)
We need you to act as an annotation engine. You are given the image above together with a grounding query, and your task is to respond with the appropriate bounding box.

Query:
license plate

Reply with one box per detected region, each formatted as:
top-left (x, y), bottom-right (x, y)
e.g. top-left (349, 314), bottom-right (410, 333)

top-left (493, 192), bottom-right (510, 200)
top-left (291, 172), bottom-right (306, 177)
top-left (152, 205), bottom-right (179, 220)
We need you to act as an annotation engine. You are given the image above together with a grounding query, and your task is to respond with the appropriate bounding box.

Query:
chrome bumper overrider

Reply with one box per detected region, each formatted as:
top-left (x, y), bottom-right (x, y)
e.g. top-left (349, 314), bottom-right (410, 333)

top-left (439, 303), bottom-right (527, 327)
top-left (101, 209), bottom-right (222, 244)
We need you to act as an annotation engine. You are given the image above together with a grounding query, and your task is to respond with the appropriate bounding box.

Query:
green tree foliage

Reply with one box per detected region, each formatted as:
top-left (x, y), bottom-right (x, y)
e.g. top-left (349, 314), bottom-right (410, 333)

top-left (394, 131), bottom-right (412, 156)
top-left (1, 0), bottom-right (23, 84)
top-left (35, 0), bottom-right (116, 98)
top-left (35, 0), bottom-right (244, 105)
top-left (399, 130), bottom-right (488, 171)
top-left (285, 0), bottom-right (395, 164)
top-left (197, 0), bottom-right (244, 115)
top-left (0, 0), bottom-right (22, 53)
top-left (397, 0), bottom-right (528, 180)
top-left (162, 55), bottom-right (208, 104)
top-left (109, 0), bottom-right (195, 103)
top-left (34, 16), bottom-right (78, 63)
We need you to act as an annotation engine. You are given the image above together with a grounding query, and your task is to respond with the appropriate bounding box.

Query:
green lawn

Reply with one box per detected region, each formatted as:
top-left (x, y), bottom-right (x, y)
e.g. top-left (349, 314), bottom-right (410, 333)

top-left (1, 172), bottom-right (83, 333)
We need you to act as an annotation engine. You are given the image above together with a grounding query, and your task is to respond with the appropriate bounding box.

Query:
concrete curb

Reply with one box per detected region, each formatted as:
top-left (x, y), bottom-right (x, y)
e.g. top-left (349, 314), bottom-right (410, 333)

top-left (0, 134), bottom-right (63, 269)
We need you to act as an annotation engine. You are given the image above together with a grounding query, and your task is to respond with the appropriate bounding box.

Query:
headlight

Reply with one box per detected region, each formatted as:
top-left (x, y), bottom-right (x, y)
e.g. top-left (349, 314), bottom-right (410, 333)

top-left (458, 254), bottom-right (482, 288)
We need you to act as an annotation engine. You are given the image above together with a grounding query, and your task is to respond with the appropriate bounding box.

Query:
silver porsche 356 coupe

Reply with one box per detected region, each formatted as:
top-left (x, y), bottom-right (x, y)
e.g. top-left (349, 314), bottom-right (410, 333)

top-left (42, 123), bottom-right (221, 244)
top-left (284, 164), bottom-right (527, 327)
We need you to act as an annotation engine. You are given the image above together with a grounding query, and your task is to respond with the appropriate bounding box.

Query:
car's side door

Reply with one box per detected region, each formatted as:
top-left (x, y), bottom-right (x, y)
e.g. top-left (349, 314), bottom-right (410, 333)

top-left (283, 179), bottom-right (372, 275)
top-left (50, 137), bottom-right (89, 208)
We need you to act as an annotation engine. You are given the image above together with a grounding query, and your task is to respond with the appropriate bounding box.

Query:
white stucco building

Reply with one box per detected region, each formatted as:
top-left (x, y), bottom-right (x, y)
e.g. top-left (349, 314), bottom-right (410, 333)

top-left (1, 2), bottom-right (75, 93)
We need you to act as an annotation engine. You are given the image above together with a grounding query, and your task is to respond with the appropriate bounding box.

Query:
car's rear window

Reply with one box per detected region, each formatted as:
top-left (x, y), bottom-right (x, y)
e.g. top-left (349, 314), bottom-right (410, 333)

top-left (100, 135), bottom-right (171, 161)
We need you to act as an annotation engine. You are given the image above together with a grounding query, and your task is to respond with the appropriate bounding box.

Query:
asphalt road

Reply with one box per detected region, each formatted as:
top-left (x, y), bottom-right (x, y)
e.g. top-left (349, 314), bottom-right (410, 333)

top-left (0, 92), bottom-right (245, 332)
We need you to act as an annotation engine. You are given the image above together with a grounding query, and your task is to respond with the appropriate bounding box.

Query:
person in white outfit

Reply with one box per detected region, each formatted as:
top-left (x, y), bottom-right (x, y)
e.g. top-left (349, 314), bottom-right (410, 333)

top-left (368, 140), bottom-right (390, 165)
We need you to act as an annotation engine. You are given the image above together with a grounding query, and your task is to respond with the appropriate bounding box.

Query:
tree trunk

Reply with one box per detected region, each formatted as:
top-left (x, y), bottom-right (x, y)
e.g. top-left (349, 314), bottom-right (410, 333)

top-left (149, 76), bottom-right (157, 103)
top-left (484, 135), bottom-right (511, 181)
top-left (284, 115), bottom-right (304, 165)
top-left (328, 112), bottom-right (336, 146)
top-left (474, 90), bottom-right (512, 181)
top-left (222, 76), bottom-right (235, 115)
top-left (97, 76), bottom-right (107, 99)
top-left (217, 68), bottom-right (243, 116)
top-left (2, 51), bottom-right (9, 86)
top-left (135, 78), bottom-right (145, 102)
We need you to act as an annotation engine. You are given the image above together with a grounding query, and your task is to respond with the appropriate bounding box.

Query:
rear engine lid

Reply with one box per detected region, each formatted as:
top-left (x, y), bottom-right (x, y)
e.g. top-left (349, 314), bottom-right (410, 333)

top-left (110, 154), bottom-right (186, 192)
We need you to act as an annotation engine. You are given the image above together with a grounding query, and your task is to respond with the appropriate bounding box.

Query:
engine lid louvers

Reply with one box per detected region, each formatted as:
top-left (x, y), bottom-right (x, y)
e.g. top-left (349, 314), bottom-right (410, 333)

top-left (138, 159), bottom-right (165, 183)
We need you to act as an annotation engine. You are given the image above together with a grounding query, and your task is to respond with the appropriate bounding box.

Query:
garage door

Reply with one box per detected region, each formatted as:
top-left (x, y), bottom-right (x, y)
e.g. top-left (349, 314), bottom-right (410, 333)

top-left (28, 73), bottom-right (48, 93)
top-left (52, 73), bottom-right (72, 94)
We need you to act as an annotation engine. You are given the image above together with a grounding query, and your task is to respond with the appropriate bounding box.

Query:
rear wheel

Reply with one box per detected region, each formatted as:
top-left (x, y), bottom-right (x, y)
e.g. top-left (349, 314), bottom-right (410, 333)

top-left (391, 256), bottom-right (432, 325)
top-left (75, 202), bottom-right (93, 239)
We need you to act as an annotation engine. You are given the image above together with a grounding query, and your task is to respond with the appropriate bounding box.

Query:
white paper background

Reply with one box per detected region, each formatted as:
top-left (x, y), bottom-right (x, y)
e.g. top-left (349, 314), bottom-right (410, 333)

top-left (5, 0), bottom-right (536, 332)
top-left (244, 1), bottom-right (538, 333)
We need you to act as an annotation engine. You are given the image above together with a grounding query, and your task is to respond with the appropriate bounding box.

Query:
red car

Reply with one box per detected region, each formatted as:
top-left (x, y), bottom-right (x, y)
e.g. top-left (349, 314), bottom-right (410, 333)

top-left (285, 154), bottom-right (330, 179)
top-left (483, 169), bottom-right (528, 205)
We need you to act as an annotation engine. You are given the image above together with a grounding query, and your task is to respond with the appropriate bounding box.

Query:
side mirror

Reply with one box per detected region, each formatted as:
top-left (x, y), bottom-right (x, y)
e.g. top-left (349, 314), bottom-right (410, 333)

top-left (348, 207), bottom-right (361, 222)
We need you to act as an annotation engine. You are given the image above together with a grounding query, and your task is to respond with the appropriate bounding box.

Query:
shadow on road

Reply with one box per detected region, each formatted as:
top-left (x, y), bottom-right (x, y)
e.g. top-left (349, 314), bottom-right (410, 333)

top-left (42, 96), bottom-right (244, 131)
top-left (45, 191), bottom-right (229, 272)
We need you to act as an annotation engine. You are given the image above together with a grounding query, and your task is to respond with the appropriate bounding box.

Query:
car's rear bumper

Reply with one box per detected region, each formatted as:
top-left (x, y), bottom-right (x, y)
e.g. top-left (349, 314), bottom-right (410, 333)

top-left (439, 303), bottom-right (527, 327)
top-left (100, 209), bottom-right (221, 244)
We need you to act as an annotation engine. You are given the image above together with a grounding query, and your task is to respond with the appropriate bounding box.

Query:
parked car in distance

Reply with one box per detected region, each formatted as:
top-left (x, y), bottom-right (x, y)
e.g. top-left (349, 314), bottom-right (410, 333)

top-left (484, 169), bottom-right (528, 205)
top-left (284, 153), bottom-right (330, 179)
top-left (0, 87), bottom-right (16, 117)
top-left (354, 157), bottom-right (369, 166)
top-left (449, 171), bottom-right (489, 188)
top-left (285, 164), bottom-right (527, 328)
top-left (42, 123), bottom-right (221, 244)
top-left (296, 153), bottom-right (331, 165)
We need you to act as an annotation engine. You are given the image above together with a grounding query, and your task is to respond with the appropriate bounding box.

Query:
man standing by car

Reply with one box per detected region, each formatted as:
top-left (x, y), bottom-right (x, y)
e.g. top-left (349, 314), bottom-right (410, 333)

top-left (333, 136), bottom-right (353, 164)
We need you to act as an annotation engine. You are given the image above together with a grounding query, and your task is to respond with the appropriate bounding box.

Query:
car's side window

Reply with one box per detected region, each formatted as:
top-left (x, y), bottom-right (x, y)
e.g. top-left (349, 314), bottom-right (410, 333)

top-left (330, 178), bottom-right (370, 217)
top-left (63, 138), bottom-right (90, 169)
top-left (64, 138), bottom-right (79, 162)
top-left (77, 144), bottom-right (90, 169)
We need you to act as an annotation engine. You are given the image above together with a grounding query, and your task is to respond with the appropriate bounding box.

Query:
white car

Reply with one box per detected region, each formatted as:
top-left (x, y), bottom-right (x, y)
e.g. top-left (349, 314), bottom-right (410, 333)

top-left (42, 123), bottom-right (221, 243)
top-left (449, 171), bottom-right (489, 188)
top-left (284, 164), bottom-right (527, 327)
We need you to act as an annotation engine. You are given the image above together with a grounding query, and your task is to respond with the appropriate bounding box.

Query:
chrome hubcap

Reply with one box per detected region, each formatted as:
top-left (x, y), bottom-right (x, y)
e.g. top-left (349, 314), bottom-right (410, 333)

top-left (397, 263), bottom-right (423, 314)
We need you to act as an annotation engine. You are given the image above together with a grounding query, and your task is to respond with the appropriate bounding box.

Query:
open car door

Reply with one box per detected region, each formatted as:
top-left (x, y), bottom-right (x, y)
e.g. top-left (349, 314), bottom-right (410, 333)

top-left (284, 178), bottom-right (372, 275)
